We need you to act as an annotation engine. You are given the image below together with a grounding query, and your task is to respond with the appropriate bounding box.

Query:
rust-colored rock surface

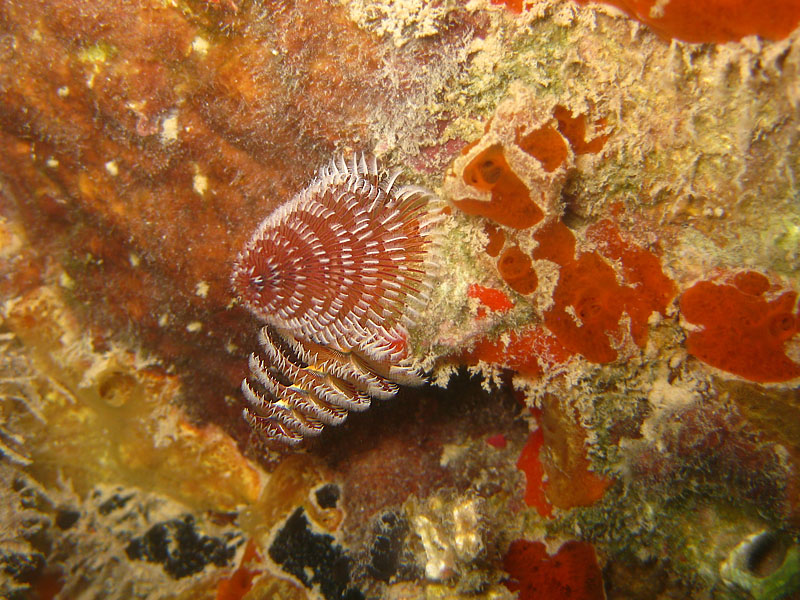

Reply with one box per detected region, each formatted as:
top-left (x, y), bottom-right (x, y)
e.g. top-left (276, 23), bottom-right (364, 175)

top-left (0, 0), bottom-right (472, 435)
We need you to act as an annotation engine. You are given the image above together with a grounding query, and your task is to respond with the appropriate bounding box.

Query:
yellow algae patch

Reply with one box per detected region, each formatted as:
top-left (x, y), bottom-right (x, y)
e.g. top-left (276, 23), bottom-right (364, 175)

top-left (3, 283), bottom-right (264, 513)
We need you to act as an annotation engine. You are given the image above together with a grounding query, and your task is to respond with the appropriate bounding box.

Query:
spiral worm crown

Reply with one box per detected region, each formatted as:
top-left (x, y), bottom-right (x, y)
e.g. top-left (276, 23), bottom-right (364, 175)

top-left (231, 154), bottom-right (437, 445)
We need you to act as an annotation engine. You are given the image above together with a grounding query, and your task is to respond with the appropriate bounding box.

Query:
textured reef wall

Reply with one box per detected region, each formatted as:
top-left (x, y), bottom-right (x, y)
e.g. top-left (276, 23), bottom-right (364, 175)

top-left (1, 0), bottom-right (800, 598)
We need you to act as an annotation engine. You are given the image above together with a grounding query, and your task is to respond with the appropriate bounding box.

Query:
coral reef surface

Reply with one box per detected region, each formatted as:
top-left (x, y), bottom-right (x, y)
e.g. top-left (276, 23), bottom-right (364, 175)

top-left (1, 0), bottom-right (799, 598)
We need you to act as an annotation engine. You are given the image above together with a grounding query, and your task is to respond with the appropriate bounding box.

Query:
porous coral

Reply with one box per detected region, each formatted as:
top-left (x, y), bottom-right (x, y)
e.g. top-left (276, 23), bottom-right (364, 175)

top-left (680, 271), bottom-right (800, 382)
top-left (572, 0), bottom-right (800, 43)
top-left (503, 539), bottom-right (605, 600)
top-left (517, 397), bottom-right (613, 517)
